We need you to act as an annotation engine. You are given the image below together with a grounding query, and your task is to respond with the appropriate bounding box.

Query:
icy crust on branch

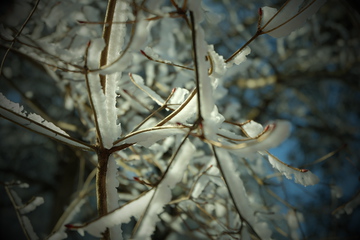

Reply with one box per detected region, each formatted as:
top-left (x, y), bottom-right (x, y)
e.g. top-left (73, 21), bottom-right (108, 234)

top-left (188, 1), bottom-right (226, 141)
top-left (8, 185), bottom-right (43, 240)
top-left (86, 72), bottom-right (122, 149)
top-left (0, 93), bottom-right (67, 135)
top-left (142, 46), bottom-right (165, 62)
top-left (259, 0), bottom-right (326, 38)
top-left (241, 121), bottom-right (319, 186)
top-left (114, 127), bottom-right (187, 148)
top-left (191, 160), bottom-right (224, 199)
top-left (22, 216), bottom-right (39, 240)
top-left (69, 140), bottom-right (195, 239)
top-left (268, 155), bottom-right (319, 186)
top-left (20, 197), bottom-right (44, 214)
top-left (334, 191), bottom-right (360, 216)
top-left (71, 190), bottom-right (155, 238)
top-left (11, 190), bottom-right (44, 215)
top-left (226, 46), bottom-right (251, 68)
top-left (242, 120), bottom-right (264, 138)
top-left (208, 45), bottom-right (226, 77)
top-left (168, 88), bottom-right (190, 105)
top-left (130, 73), bottom-right (165, 106)
top-left (104, 1), bottom-right (128, 64)
top-left (67, 140), bottom-right (196, 240)
top-left (48, 199), bottom-right (86, 240)
top-left (106, 154), bottom-right (122, 239)
top-left (134, 140), bottom-right (196, 239)
top-left (87, 2), bottom-right (131, 75)
top-left (216, 148), bottom-right (272, 239)
top-left (0, 93), bottom-right (92, 150)
top-left (219, 120), bottom-right (292, 154)
top-left (166, 90), bottom-right (198, 125)
top-left (106, 154), bottom-right (120, 211)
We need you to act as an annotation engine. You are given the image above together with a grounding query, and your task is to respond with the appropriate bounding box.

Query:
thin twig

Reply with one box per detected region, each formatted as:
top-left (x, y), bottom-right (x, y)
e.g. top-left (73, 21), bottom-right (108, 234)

top-left (0, 0), bottom-right (41, 76)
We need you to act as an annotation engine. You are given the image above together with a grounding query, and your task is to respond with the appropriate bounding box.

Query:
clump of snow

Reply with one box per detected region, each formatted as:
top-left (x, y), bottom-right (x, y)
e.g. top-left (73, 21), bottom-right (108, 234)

top-left (207, 45), bottom-right (226, 78)
top-left (0, 93), bottom-right (91, 150)
top-left (130, 73), bottom-right (165, 106)
top-left (20, 197), bottom-right (44, 214)
top-left (242, 120), bottom-right (264, 138)
top-left (268, 155), bottom-right (319, 186)
top-left (259, 0), bottom-right (327, 38)
top-left (22, 216), bottom-right (39, 240)
top-left (226, 46), bottom-right (251, 68)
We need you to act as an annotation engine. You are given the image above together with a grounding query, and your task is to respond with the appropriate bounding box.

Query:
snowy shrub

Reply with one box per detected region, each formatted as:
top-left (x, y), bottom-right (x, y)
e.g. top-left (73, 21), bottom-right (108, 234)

top-left (2, 0), bottom-right (359, 239)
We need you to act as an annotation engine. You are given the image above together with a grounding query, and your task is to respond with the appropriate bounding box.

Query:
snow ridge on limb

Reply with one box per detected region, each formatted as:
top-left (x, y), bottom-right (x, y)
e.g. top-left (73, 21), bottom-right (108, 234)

top-left (133, 139), bottom-right (196, 239)
top-left (213, 148), bottom-right (272, 239)
top-left (85, 0), bottom-right (130, 149)
top-left (259, 0), bottom-right (326, 38)
top-left (0, 93), bottom-right (92, 151)
top-left (129, 73), bottom-right (165, 106)
top-left (241, 120), bottom-right (320, 186)
top-left (267, 153), bottom-right (320, 186)
top-left (188, 1), bottom-right (225, 142)
top-left (66, 139), bottom-right (195, 239)
top-left (5, 182), bottom-right (43, 240)
top-left (66, 190), bottom-right (155, 238)
top-left (205, 120), bottom-right (291, 153)
top-left (86, 39), bottom-right (123, 149)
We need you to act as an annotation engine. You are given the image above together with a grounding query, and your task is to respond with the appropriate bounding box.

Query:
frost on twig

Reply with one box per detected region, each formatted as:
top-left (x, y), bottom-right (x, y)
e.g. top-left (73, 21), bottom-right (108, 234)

top-left (47, 198), bottom-right (86, 240)
top-left (4, 182), bottom-right (44, 240)
top-left (114, 126), bottom-right (187, 148)
top-left (225, 45), bottom-right (251, 68)
top-left (188, 1), bottom-right (226, 141)
top-left (86, 39), bottom-right (123, 149)
top-left (85, 0), bottom-right (130, 150)
top-left (0, 93), bottom-right (92, 151)
top-left (333, 191), bottom-right (360, 217)
top-left (133, 139), bottom-right (195, 239)
top-left (267, 154), bottom-right (319, 186)
top-left (214, 148), bottom-right (272, 239)
top-left (66, 190), bottom-right (154, 238)
top-left (240, 120), bottom-right (319, 186)
top-left (259, 0), bottom-right (326, 38)
top-left (129, 73), bottom-right (165, 106)
top-left (67, 139), bottom-right (195, 239)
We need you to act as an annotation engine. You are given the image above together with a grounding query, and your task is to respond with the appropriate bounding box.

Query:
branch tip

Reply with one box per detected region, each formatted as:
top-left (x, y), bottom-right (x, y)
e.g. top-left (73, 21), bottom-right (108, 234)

top-left (65, 224), bottom-right (75, 229)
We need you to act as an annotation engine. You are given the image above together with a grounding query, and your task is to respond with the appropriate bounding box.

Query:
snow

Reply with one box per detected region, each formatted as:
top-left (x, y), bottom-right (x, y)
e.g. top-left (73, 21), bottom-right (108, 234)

top-left (214, 148), bottom-right (272, 239)
top-left (75, 190), bottom-right (155, 238)
top-left (20, 197), bottom-right (44, 214)
top-left (134, 139), bottom-right (196, 239)
top-left (87, 38), bottom-right (106, 69)
top-left (0, 93), bottom-right (92, 151)
top-left (226, 46), bottom-right (251, 68)
top-left (164, 89), bottom-right (198, 125)
top-left (143, 46), bottom-right (161, 61)
top-left (242, 120), bottom-right (264, 138)
top-left (260, 0), bottom-right (327, 38)
top-left (168, 88), bottom-right (189, 106)
top-left (48, 198), bottom-right (86, 240)
top-left (22, 216), bottom-right (39, 240)
top-left (188, 1), bottom-right (227, 142)
top-left (267, 154), bottom-right (319, 186)
top-left (343, 192), bottom-right (360, 215)
top-left (86, 72), bottom-right (122, 149)
top-left (221, 120), bottom-right (291, 154)
top-left (114, 126), bottom-right (187, 148)
top-left (207, 45), bottom-right (226, 78)
top-left (129, 73), bottom-right (165, 106)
